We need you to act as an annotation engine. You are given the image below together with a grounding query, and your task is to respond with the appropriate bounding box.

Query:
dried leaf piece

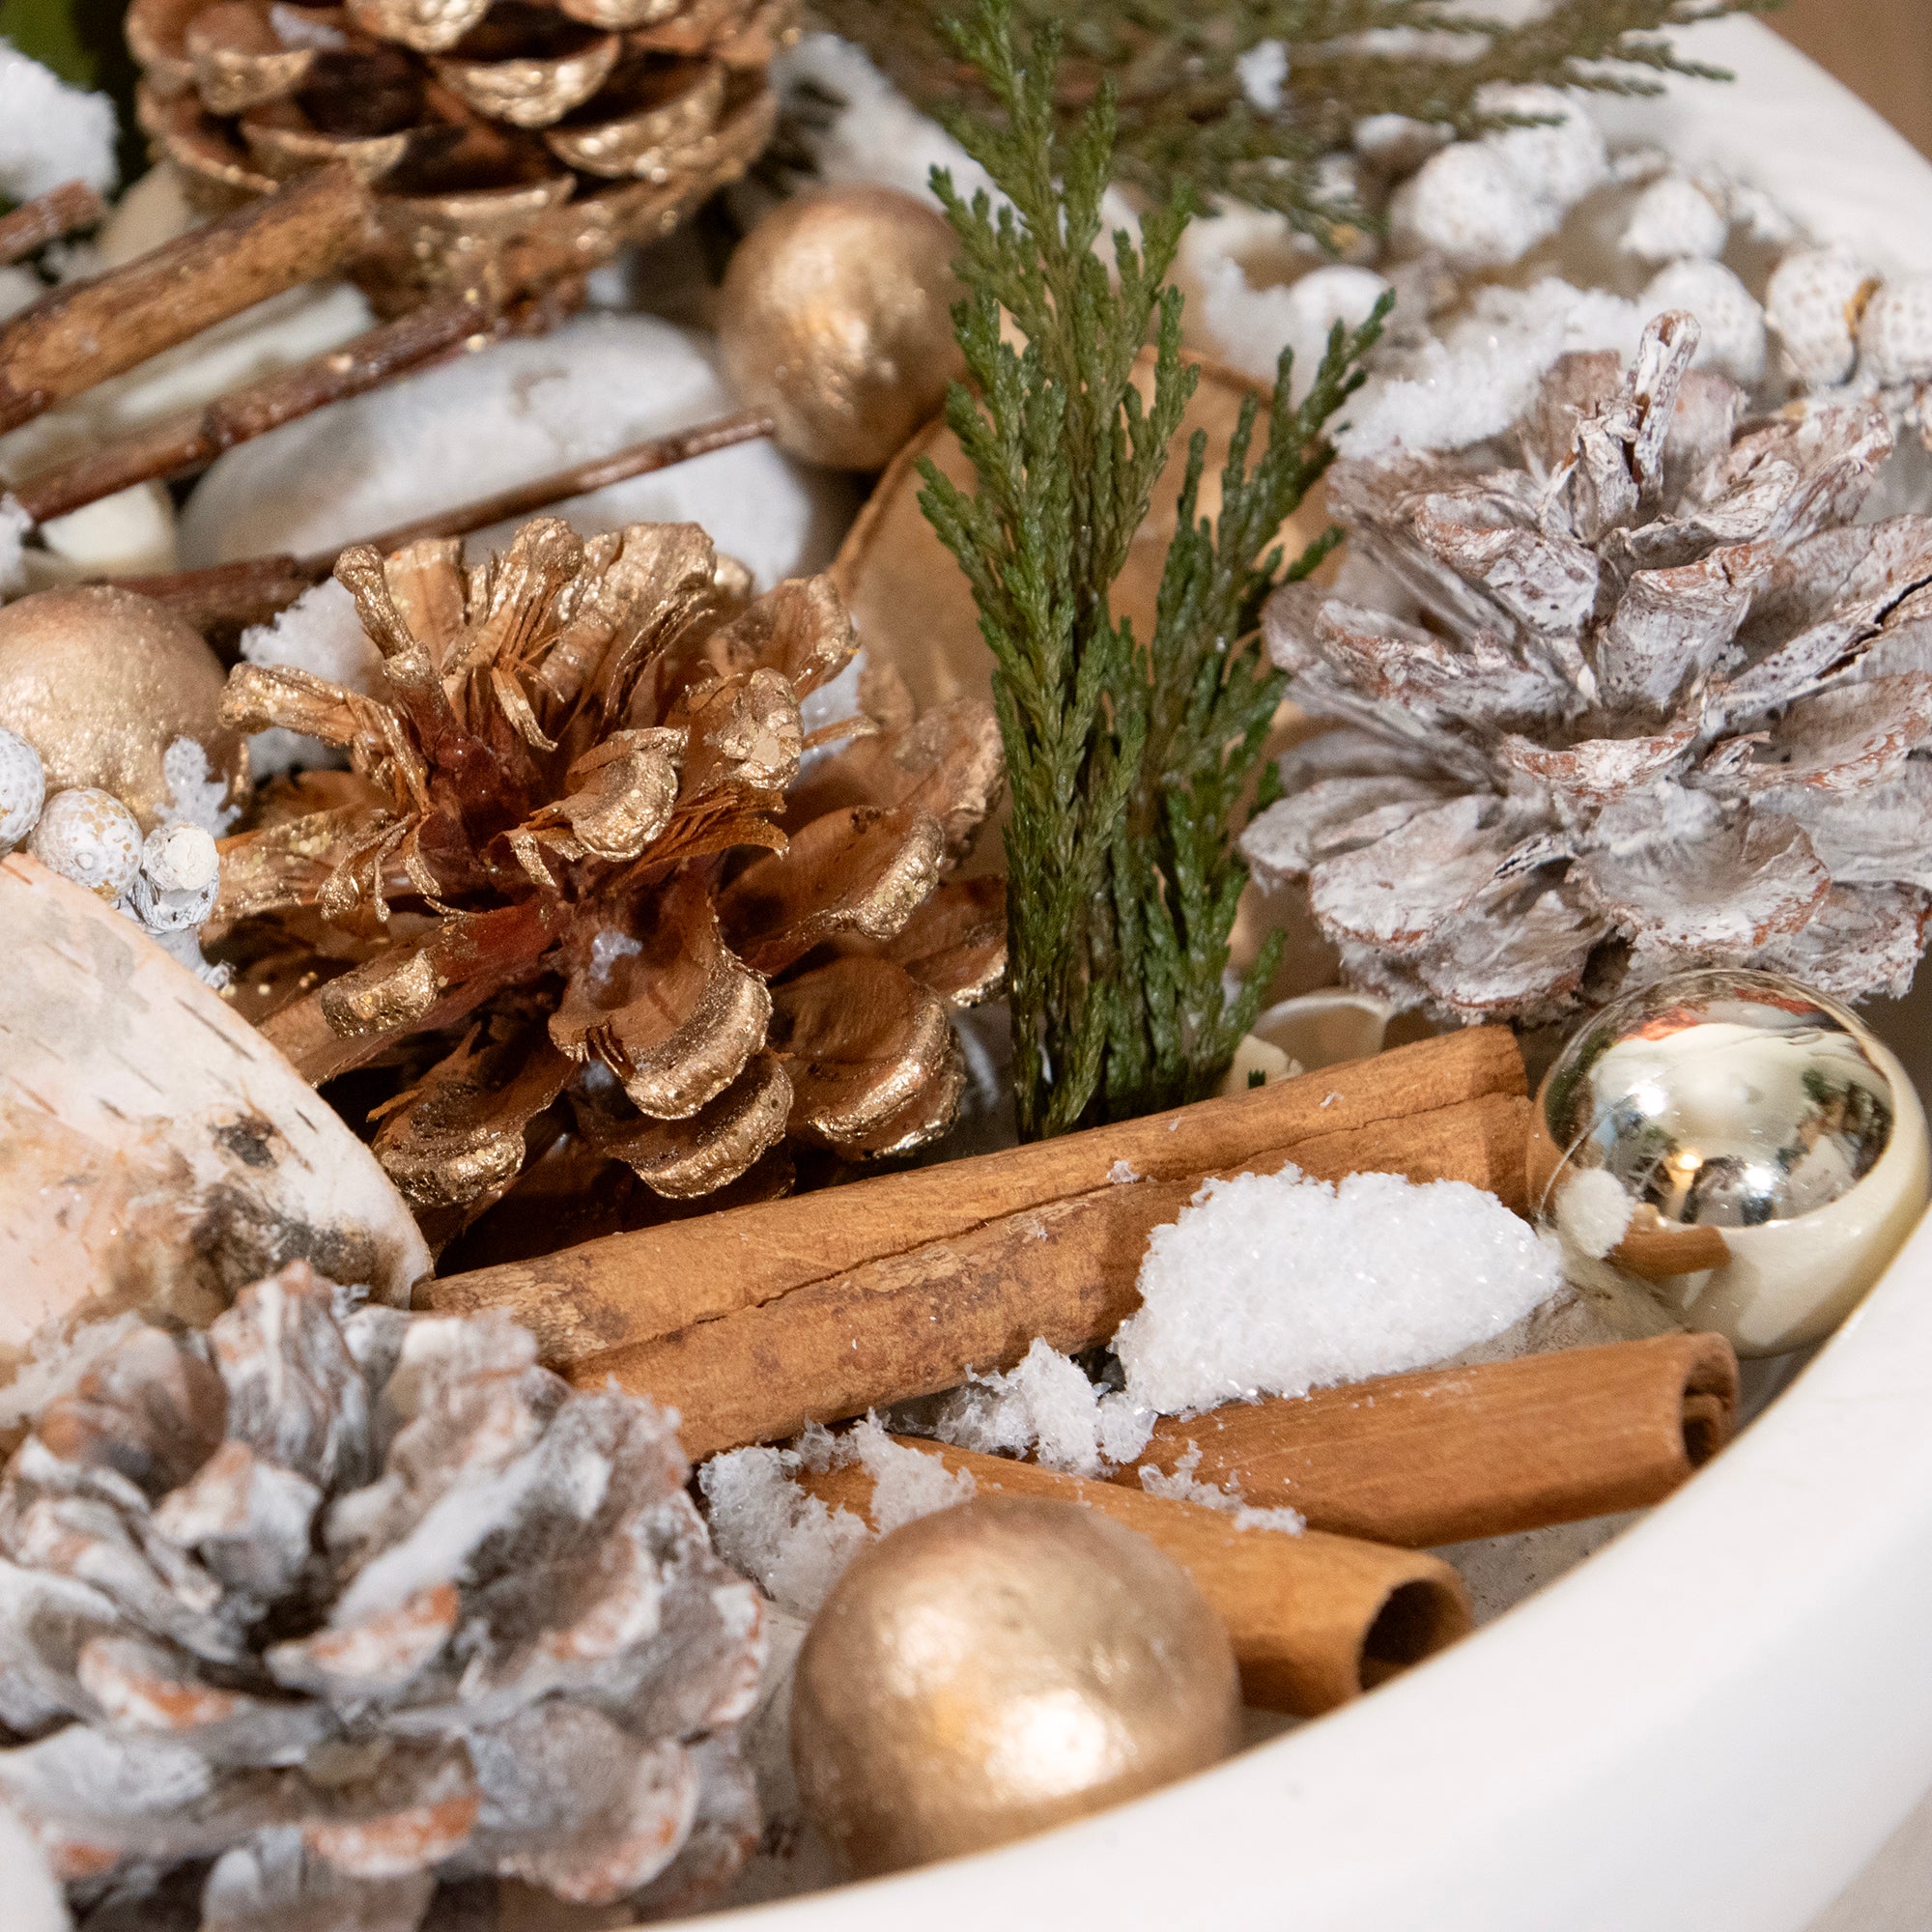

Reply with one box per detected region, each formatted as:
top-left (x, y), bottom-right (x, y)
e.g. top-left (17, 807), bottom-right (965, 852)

top-left (1260, 310), bottom-right (1928, 1014)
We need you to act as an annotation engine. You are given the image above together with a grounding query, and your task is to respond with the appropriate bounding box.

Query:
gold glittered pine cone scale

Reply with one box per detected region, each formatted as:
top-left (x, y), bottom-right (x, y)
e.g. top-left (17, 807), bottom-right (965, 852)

top-left (212, 515), bottom-right (1005, 1249)
top-left (128, 0), bottom-right (789, 311)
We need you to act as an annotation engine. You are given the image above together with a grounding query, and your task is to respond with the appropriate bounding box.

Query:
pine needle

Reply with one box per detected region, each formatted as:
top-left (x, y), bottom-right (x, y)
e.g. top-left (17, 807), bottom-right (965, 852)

top-left (918, 0), bottom-right (1386, 1137)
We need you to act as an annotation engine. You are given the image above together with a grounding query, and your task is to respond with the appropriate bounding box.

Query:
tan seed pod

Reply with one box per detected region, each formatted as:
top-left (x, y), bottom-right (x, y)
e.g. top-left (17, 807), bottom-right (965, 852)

top-left (27, 787), bottom-right (143, 901)
top-left (1766, 245), bottom-right (1880, 388)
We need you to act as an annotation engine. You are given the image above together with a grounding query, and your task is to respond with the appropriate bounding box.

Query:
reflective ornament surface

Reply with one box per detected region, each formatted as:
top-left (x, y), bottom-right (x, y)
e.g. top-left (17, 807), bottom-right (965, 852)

top-left (789, 1495), bottom-right (1239, 1877)
top-left (1531, 969), bottom-right (1929, 1355)
top-left (718, 185), bottom-right (966, 470)
top-left (0, 586), bottom-right (245, 830)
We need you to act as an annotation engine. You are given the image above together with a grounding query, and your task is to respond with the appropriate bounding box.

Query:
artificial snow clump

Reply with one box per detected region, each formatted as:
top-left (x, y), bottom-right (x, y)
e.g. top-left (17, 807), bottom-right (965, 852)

top-left (0, 1264), bottom-right (767, 1930)
top-left (0, 496), bottom-right (30, 599)
top-left (700, 1418), bottom-right (974, 1619)
top-left (0, 41), bottom-right (117, 203)
top-left (1138, 1445), bottom-right (1306, 1535)
top-left (238, 579), bottom-right (384, 778)
top-left (1765, 246), bottom-right (1880, 389)
top-left (1252, 310), bottom-right (1932, 1017)
top-left (928, 1337), bottom-right (1153, 1476)
top-left (1115, 1166), bottom-right (1561, 1414)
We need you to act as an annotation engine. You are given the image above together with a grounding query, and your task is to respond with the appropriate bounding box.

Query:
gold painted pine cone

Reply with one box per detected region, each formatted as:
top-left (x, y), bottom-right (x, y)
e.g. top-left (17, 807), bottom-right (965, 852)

top-left (0, 1262), bottom-right (766, 1930)
top-left (213, 516), bottom-right (1005, 1243)
top-left (127, 0), bottom-right (789, 298)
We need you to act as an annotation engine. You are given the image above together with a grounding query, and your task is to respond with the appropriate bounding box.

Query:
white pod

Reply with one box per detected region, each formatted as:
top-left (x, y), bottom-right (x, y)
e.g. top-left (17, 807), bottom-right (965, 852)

top-left (1859, 272), bottom-right (1932, 387)
top-left (1643, 258), bottom-right (1767, 385)
top-left (27, 786), bottom-right (143, 900)
top-left (1390, 140), bottom-right (1553, 270)
top-left (1477, 83), bottom-right (1609, 213)
top-left (1621, 174), bottom-right (1728, 265)
top-left (129, 822), bottom-right (220, 931)
top-left (0, 724), bottom-right (44, 851)
top-left (1766, 246), bottom-right (1880, 388)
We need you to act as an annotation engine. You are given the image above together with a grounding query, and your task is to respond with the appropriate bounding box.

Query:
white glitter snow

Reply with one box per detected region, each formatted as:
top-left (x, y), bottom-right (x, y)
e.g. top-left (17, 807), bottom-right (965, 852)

top-left (929, 1337), bottom-right (1153, 1477)
top-left (239, 579), bottom-right (384, 777)
top-left (1552, 1166), bottom-right (1636, 1261)
top-left (0, 41), bottom-right (117, 203)
top-left (1113, 1164), bottom-right (1562, 1414)
top-left (1138, 1444), bottom-right (1305, 1535)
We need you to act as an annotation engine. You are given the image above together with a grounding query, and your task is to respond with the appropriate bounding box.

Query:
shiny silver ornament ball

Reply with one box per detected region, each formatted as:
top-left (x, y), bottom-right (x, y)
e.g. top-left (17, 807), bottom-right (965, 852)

top-left (1530, 968), bottom-right (1928, 1355)
top-left (789, 1495), bottom-right (1240, 1877)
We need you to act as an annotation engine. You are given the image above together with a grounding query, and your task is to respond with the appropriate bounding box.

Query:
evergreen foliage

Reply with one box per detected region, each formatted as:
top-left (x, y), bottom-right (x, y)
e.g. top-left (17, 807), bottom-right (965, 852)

top-left (815, 0), bottom-right (1774, 247)
top-left (918, 0), bottom-right (1385, 1137)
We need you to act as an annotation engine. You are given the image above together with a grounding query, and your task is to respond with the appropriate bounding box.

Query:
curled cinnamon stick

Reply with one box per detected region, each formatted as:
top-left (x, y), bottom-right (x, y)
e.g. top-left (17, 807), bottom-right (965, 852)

top-left (799, 1436), bottom-right (1472, 1716)
top-left (1126, 1332), bottom-right (1741, 1548)
top-left (0, 165), bottom-right (370, 435)
top-left (429, 1025), bottom-right (1527, 1363)
top-left (0, 182), bottom-right (106, 268)
top-left (557, 1086), bottom-right (1529, 1458)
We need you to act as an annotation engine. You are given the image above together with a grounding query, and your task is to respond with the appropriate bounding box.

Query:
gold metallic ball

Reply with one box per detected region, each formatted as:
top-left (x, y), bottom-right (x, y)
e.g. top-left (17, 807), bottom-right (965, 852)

top-left (0, 585), bottom-right (245, 830)
top-left (789, 1496), bottom-right (1240, 1876)
top-left (718, 185), bottom-right (966, 471)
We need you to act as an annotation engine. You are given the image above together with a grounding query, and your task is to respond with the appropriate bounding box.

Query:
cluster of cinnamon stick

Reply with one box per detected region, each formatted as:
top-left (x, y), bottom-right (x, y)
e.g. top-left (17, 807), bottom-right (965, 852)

top-left (431, 1028), bottom-right (1741, 1719)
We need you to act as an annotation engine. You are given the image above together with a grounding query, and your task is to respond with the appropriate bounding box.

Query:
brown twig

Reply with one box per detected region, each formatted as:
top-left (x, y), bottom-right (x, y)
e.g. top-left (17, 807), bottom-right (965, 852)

top-left (320, 408), bottom-right (778, 566)
top-left (0, 166), bottom-right (371, 436)
top-left (12, 291), bottom-right (501, 526)
top-left (0, 182), bottom-right (107, 269)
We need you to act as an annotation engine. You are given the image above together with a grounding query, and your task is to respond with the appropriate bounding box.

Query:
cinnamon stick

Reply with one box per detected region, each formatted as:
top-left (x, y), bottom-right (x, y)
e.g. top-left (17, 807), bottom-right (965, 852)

top-left (0, 182), bottom-right (106, 268)
top-left (0, 166), bottom-right (370, 435)
top-left (798, 1436), bottom-right (1472, 1716)
top-left (13, 292), bottom-right (495, 525)
top-left (558, 1088), bottom-right (1529, 1457)
top-left (1126, 1332), bottom-right (1741, 1548)
top-left (428, 1025), bottom-right (1527, 1363)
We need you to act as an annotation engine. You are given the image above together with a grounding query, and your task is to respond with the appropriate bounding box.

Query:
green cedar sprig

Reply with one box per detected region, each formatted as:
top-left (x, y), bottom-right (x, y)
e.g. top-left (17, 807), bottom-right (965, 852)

top-left (917, 0), bottom-right (1386, 1138)
top-left (812, 0), bottom-right (1774, 248)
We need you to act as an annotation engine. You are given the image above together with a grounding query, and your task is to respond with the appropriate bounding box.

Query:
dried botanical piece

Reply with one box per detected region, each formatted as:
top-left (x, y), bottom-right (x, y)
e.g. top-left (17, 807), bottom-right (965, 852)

top-left (0, 1263), bottom-right (763, 1930)
top-left (214, 516), bottom-right (1001, 1231)
top-left (1247, 311), bottom-right (1932, 1019)
top-left (125, 0), bottom-right (783, 311)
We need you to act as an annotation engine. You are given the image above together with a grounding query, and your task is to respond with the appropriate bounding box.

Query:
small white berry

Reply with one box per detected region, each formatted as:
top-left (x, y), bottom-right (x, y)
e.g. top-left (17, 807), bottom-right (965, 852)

top-left (129, 822), bottom-right (220, 931)
top-left (1352, 113), bottom-right (1450, 178)
top-left (27, 786), bottom-right (143, 900)
top-left (1643, 259), bottom-right (1766, 385)
top-left (1477, 84), bottom-right (1608, 213)
top-left (1621, 175), bottom-right (1728, 265)
top-left (1391, 141), bottom-right (1553, 270)
top-left (1860, 273), bottom-right (1932, 387)
top-left (1766, 247), bottom-right (1880, 388)
top-left (0, 724), bottom-right (45, 852)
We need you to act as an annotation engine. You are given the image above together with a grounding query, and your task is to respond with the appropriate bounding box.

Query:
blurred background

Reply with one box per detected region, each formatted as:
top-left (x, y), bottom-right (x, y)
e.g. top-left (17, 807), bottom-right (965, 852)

top-left (1776, 0), bottom-right (1932, 158)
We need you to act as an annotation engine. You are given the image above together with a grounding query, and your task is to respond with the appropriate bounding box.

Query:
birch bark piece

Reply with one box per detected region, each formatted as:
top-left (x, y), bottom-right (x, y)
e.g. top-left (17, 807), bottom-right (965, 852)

top-left (0, 854), bottom-right (429, 1386)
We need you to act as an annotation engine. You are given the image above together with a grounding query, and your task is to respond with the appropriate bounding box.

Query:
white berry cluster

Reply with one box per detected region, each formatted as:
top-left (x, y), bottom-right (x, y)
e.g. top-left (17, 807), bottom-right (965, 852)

top-left (0, 723), bottom-right (227, 982)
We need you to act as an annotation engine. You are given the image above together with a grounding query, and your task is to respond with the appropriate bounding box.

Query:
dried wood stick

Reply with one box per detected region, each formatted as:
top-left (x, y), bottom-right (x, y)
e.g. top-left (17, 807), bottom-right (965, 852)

top-left (798, 1437), bottom-right (1473, 1716)
top-left (0, 166), bottom-right (370, 436)
top-left (429, 1026), bottom-right (1527, 1361)
top-left (315, 408), bottom-right (779, 566)
top-left (0, 182), bottom-right (106, 268)
top-left (559, 1089), bottom-right (1530, 1457)
top-left (1125, 1332), bottom-right (1740, 1549)
top-left (113, 556), bottom-right (321, 645)
top-left (13, 292), bottom-right (497, 525)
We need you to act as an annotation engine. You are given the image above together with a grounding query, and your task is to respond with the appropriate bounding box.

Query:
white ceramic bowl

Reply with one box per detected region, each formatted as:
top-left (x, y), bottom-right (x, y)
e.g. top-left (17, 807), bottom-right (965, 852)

top-left (700, 25), bottom-right (1932, 1931)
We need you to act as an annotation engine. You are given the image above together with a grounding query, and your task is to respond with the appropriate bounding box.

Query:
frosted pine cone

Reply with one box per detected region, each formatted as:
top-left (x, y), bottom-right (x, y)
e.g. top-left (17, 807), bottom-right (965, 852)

top-left (0, 1262), bottom-right (764, 1932)
top-left (214, 517), bottom-right (1001, 1239)
top-left (1246, 309), bottom-right (1932, 1021)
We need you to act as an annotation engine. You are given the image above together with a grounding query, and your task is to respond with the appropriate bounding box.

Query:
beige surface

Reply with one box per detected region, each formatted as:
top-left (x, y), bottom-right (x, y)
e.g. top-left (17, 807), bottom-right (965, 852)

top-left (1776, 0), bottom-right (1932, 158)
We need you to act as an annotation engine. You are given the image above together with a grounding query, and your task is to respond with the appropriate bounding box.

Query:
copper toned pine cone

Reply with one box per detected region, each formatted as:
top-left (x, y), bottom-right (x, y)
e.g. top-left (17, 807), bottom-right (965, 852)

top-left (1245, 309), bottom-right (1932, 1023)
top-left (213, 516), bottom-right (1005, 1246)
top-left (128, 0), bottom-right (788, 310)
top-left (0, 1262), bottom-right (765, 1931)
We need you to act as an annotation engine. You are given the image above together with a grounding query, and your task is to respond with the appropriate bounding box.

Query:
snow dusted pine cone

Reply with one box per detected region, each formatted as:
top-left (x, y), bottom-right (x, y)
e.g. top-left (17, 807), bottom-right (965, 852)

top-left (0, 1262), bottom-right (764, 1931)
top-left (215, 517), bottom-right (1002, 1237)
top-left (1245, 310), bottom-right (1932, 1022)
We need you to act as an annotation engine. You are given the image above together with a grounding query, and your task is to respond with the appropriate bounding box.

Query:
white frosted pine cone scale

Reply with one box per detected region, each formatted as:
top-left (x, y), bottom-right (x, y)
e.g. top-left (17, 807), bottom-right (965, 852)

top-left (0, 1264), bottom-right (764, 1932)
top-left (1249, 309), bottom-right (1932, 1019)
